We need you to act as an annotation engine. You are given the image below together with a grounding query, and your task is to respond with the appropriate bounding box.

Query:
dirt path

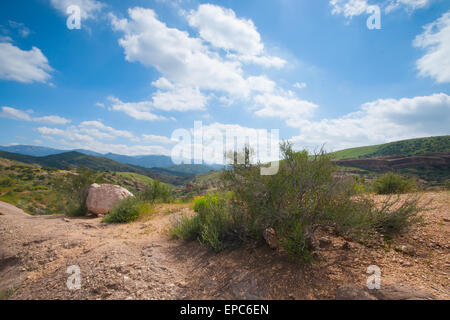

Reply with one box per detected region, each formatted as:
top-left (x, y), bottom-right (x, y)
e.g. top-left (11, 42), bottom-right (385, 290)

top-left (1, 192), bottom-right (449, 300)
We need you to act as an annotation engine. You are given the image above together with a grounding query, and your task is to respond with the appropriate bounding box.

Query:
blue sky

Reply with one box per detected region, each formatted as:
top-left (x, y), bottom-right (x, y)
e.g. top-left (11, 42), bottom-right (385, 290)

top-left (0, 0), bottom-right (449, 160)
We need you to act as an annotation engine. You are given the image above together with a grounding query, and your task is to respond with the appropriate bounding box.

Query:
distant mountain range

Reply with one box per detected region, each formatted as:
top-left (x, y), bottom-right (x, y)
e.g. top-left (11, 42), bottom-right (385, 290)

top-left (0, 145), bottom-right (222, 173)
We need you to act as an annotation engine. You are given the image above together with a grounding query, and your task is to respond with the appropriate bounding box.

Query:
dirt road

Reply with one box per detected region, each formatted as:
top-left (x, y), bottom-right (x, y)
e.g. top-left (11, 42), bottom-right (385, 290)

top-left (0, 192), bottom-right (449, 300)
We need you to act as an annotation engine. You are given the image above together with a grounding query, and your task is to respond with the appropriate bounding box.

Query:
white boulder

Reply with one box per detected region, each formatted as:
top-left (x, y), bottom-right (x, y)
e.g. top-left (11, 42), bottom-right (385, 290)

top-left (86, 183), bottom-right (134, 215)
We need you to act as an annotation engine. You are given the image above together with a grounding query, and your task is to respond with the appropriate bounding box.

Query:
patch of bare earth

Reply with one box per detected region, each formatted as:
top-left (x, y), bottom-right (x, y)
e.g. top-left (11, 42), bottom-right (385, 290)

top-left (0, 192), bottom-right (448, 300)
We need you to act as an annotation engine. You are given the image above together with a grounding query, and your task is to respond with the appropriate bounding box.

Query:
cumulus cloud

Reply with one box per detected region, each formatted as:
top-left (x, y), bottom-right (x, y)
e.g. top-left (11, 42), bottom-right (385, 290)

top-left (108, 83), bottom-right (208, 121)
top-left (0, 42), bottom-right (53, 83)
top-left (253, 92), bottom-right (319, 126)
top-left (187, 4), bottom-right (286, 68)
top-left (290, 93), bottom-right (450, 151)
top-left (187, 4), bottom-right (263, 55)
top-left (49, 0), bottom-right (105, 20)
top-left (414, 10), bottom-right (450, 83)
top-left (0, 106), bottom-right (70, 124)
top-left (152, 83), bottom-right (208, 112)
top-left (110, 7), bottom-right (249, 97)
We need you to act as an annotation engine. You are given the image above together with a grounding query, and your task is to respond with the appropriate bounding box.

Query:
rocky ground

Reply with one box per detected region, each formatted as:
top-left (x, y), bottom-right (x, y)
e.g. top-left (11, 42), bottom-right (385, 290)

top-left (0, 192), bottom-right (449, 300)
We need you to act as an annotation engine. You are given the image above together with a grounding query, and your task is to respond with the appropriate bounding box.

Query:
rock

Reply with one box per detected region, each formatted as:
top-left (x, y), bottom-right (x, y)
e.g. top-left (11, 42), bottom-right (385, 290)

top-left (398, 244), bottom-right (416, 256)
top-left (263, 228), bottom-right (279, 250)
top-left (335, 285), bottom-right (377, 300)
top-left (342, 242), bottom-right (351, 250)
top-left (371, 283), bottom-right (435, 300)
top-left (318, 237), bottom-right (332, 248)
top-left (86, 184), bottom-right (134, 215)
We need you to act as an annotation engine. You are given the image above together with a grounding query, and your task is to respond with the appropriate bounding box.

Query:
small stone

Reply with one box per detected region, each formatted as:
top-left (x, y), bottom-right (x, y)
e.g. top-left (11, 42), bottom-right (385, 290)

top-left (318, 237), bottom-right (332, 248)
top-left (399, 244), bottom-right (416, 256)
top-left (263, 228), bottom-right (279, 250)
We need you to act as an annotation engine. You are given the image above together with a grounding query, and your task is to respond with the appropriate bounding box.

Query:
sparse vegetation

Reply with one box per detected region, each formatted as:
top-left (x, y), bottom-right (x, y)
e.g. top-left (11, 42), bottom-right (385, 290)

top-left (373, 172), bottom-right (416, 195)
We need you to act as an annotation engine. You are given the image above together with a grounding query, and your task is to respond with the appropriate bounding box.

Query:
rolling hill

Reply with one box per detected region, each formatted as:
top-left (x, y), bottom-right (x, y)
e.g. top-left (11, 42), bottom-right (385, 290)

top-left (329, 136), bottom-right (450, 160)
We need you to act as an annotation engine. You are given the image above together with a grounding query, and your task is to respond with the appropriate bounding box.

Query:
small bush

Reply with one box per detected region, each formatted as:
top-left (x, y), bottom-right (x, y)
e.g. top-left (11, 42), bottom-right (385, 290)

top-left (371, 195), bottom-right (424, 237)
top-left (373, 172), bottom-right (416, 195)
top-left (139, 180), bottom-right (171, 203)
top-left (171, 195), bottom-right (233, 251)
top-left (102, 197), bottom-right (143, 223)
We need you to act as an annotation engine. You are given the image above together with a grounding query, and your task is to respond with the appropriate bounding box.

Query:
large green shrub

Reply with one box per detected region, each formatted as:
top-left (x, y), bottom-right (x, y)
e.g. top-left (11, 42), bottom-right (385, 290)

top-left (172, 143), bottom-right (424, 261)
top-left (373, 172), bottom-right (416, 194)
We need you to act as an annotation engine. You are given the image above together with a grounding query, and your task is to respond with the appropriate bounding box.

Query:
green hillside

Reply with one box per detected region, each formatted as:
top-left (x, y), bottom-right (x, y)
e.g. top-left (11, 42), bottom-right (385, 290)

top-left (330, 136), bottom-right (450, 160)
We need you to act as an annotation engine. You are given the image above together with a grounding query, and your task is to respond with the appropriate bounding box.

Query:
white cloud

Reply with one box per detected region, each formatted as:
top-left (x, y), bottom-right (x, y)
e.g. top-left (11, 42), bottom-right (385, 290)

top-left (247, 76), bottom-right (276, 93)
top-left (293, 82), bottom-right (307, 89)
top-left (108, 96), bottom-right (165, 121)
top-left (110, 7), bottom-right (249, 97)
top-left (7, 21), bottom-right (31, 38)
top-left (0, 42), bottom-right (53, 83)
top-left (290, 93), bottom-right (450, 151)
top-left (187, 4), bottom-right (263, 55)
top-left (331, 0), bottom-right (433, 18)
top-left (108, 84), bottom-right (208, 121)
top-left (79, 120), bottom-right (134, 139)
top-left (0, 106), bottom-right (70, 124)
top-left (37, 127), bottom-right (65, 136)
top-left (151, 77), bottom-right (174, 90)
top-left (33, 115), bottom-right (71, 125)
top-left (49, 0), bottom-right (105, 20)
top-left (141, 134), bottom-right (177, 144)
top-left (152, 85), bottom-right (208, 112)
top-left (0, 106), bottom-right (32, 121)
top-left (386, 0), bottom-right (431, 13)
top-left (330, 0), bottom-right (369, 18)
top-left (413, 10), bottom-right (450, 83)
top-left (253, 93), bottom-right (318, 126)
top-left (187, 4), bottom-right (285, 69)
